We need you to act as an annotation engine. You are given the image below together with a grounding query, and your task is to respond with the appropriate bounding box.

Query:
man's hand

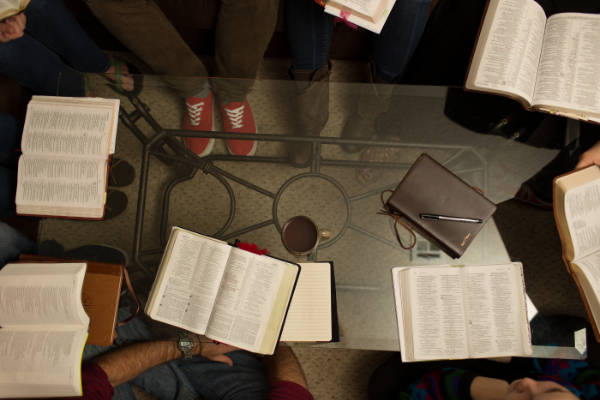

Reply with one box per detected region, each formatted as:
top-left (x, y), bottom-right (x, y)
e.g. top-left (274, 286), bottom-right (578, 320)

top-left (576, 140), bottom-right (600, 169)
top-left (196, 339), bottom-right (237, 367)
top-left (0, 13), bottom-right (26, 43)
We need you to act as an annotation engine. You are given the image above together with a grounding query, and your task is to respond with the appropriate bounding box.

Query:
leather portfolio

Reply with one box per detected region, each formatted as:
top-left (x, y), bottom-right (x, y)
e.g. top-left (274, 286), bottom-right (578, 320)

top-left (19, 255), bottom-right (123, 345)
top-left (386, 153), bottom-right (497, 258)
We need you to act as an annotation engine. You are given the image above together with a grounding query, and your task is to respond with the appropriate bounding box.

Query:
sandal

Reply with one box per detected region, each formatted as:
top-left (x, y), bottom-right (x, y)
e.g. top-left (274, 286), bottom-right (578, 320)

top-left (108, 157), bottom-right (135, 187)
top-left (102, 57), bottom-right (143, 96)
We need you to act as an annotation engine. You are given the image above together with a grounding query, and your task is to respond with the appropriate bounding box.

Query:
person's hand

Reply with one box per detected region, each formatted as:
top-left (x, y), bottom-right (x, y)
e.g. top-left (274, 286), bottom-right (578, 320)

top-left (575, 140), bottom-right (600, 169)
top-left (194, 337), bottom-right (237, 367)
top-left (0, 13), bottom-right (26, 43)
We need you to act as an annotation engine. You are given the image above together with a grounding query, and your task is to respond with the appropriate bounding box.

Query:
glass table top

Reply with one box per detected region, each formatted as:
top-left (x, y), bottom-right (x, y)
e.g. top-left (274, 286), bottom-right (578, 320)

top-left (40, 74), bottom-right (588, 359)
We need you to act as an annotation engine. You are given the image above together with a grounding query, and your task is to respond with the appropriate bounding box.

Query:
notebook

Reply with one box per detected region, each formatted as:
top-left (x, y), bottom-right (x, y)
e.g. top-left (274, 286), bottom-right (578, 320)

top-left (386, 153), bottom-right (497, 258)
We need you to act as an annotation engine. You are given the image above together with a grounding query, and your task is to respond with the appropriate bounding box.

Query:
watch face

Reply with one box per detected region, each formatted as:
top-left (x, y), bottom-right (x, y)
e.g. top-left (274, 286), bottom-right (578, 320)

top-left (178, 337), bottom-right (195, 357)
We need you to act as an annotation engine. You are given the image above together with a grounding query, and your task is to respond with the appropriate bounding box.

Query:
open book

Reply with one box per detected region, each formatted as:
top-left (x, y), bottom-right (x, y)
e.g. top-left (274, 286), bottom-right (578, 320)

top-left (392, 263), bottom-right (532, 362)
top-left (324, 0), bottom-right (397, 34)
top-left (15, 96), bottom-right (120, 219)
top-left (145, 227), bottom-right (299, 355)
top-left (0, 262), bottom-right (89, 398)
top-left (465, 0), bottom-right (600, 123)
top-left (553, 165), bottom-right (600, 342)
top-left (0, 0), bottom-right (29, 20)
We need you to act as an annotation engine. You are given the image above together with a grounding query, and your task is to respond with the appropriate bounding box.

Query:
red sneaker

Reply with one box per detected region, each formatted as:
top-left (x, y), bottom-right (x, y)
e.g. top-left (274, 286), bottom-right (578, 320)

top-left (219, 98), bottom-right (257, 156)
top-left (183, 93), bottom-right (215, 157)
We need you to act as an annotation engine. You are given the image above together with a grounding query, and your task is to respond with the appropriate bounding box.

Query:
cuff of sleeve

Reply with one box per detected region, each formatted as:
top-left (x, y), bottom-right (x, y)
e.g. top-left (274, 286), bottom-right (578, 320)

top-left (81, 362), bottom-right (115, 399)
top-left (268, 381), bottom-right (314, 400)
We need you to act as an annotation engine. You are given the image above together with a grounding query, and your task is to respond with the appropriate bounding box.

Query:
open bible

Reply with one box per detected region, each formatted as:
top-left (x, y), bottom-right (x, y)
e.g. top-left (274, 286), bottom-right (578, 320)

top-left (0, 262), bottom-right (89, 398)
top-left (15, 96), bottom-right (120, 219)
top-left (465, 0), bottom-right (600, 123)
top-left (392, 263), bottom-right (532, 362)
top-left (145, 227), bottom-right (300, 355)
top-left (554, 165), bottom-right (600, 342)
top-left (323, 0), bottom-right (397, 34)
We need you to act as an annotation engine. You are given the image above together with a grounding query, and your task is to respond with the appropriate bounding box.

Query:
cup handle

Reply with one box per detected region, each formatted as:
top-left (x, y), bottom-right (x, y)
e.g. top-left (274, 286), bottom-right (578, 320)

top-left (319, 229), bottom-right (332, 241)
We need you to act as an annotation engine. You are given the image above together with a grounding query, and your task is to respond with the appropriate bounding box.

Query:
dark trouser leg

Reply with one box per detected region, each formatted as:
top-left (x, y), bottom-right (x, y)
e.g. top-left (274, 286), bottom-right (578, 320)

top-left (0, 34), bottom-right (86, 96)
top-left (85, 0), bottom-right (209, 98)
top-left (285, 0), bottom-right (334, 72)
top-left (372, 0), bottom-right (432, 82)
top-left (24, 0), bottom-right (110, 73)
top-left (212, 0), bottom-right (279, 102)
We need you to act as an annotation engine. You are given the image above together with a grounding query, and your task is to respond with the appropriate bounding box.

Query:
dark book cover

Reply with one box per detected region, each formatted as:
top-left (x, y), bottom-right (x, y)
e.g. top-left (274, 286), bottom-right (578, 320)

top-left (387, 153), bottom-right (497, 258)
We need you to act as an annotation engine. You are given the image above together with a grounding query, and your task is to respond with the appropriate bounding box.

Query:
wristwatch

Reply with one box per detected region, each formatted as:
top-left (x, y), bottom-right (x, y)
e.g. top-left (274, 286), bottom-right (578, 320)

top-left (177, 333), bottom-right (195, 359)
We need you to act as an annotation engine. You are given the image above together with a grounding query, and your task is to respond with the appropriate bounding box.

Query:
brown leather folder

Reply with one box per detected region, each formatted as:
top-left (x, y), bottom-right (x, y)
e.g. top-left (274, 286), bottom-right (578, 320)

top-left (19, 255), bottom-right (122, 345)
top-left (386, 153), bottom-right (497, 258)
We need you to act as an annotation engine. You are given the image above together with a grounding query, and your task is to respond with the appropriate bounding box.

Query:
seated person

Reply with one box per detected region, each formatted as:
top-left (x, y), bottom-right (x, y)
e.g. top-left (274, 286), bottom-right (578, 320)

top-left (0, 0), bottom-right (134, 97)
top-left (285, 0), bottom-right (432, 166)
top-left (369, 354), bottom-right (599, 399)
top-left (85, 0), bottom-right (279, 157)
top-left (83, 330), bottom-right (313, 400)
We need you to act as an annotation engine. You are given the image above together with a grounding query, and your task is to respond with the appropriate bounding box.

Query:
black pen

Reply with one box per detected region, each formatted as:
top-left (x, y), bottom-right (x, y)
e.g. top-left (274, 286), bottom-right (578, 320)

top-left (420, 213), bottom-right (482, 223)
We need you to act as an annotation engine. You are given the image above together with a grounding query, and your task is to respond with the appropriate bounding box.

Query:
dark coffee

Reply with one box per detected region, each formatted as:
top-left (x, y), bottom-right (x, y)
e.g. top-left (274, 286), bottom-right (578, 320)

top-left (282, 216), bottom-right (318, 253)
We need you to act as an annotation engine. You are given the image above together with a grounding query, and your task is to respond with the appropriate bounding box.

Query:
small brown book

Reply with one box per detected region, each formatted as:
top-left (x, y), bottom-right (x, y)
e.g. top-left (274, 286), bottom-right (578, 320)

top-left (386, 154), bottom-right (497, 258)
top-left (19, 255), bottom-right (123, 345)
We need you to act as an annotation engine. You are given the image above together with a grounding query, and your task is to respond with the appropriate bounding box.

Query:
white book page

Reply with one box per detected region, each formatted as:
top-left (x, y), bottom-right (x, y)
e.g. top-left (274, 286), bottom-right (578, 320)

top-left (464, 264), bottom-right (528, 358)
top-left (15, 155), bottom-right (107, 211)
top-left (0, 328), bottom-right (86, 397)
top-left (206, 249), bottom-right (285, 352)
top-left (150, 230), bottom-right (230, 334)
top-left (324, 0), bottom-right (395, 34)
top-left (408, 267), bottom-right (468, 360)
top-left (574, 252), bottom-right (600, 327)
top-left (564, 179), bottom-right (600, 260)
top-left (0, 263), bottom-right (89, 328)
top-left (281, 262), bottom-right (331, 342)
top-left (532, 13), bottom-right (600, 115)
top-left (0, 0), bottom-right (29, 19)
top-left (21, 97), bottom-right (119, 157)
top-left (473, 0), bottom-right (546, 104)
top-left (329, 0), bottom-right (380, 17)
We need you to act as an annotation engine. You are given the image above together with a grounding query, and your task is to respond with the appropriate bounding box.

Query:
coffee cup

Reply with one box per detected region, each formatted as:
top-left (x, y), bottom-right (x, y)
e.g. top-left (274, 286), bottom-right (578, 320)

top-left (281, 215), bottom-right (331, 256)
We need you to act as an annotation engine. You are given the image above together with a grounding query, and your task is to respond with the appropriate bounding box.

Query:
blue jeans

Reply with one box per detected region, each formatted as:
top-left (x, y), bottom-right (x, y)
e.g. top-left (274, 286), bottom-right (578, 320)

top-left (0, 0), bottom-right (110, 96)
top-left (0, 113), bottom-right (22, 217)
top-left (0, 222), bottom-right (36, 266)
top-left (286, 0), bottom-right (432, 82)
top-left (84, 310), bottom-right (268, 400)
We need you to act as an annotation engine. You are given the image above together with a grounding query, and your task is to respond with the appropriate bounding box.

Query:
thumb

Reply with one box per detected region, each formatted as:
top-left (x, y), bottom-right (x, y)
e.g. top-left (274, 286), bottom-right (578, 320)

top-left (212, 354), bottom-right (234, 367)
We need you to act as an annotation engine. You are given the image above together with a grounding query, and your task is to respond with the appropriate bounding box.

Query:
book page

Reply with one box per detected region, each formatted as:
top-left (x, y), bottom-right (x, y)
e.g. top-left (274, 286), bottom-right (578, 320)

top-left (327, 0), bottom-right (383, 18)
top-left (408, 267), bottom-right (468, 360)
top-left (15, 155), bottom-right (107, 213)
top-left (0, 0), bottom-right (29, 19)
top-left (532, 13), bottom-right (600, 115)
top-left (281, 262), bottom-right (332, 342)
top-left (470, 0), bottom-right (546, 104)
top-left (21, 97), bottom-right (119, 157)
top-left (0, 263), bottom-right (89, 328)
top-left (564, 178), bottom-right (600, 260)
top-left (573, 252), bottom-right (600, 330)
top-left (464, 264), bottom-right (529, 358)
top-left (149, 229), bottom-right (230, 334)
top-left (206, 249), bottom-right (286, 352)
top-left (0, 328), bottom-right (86, 397)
